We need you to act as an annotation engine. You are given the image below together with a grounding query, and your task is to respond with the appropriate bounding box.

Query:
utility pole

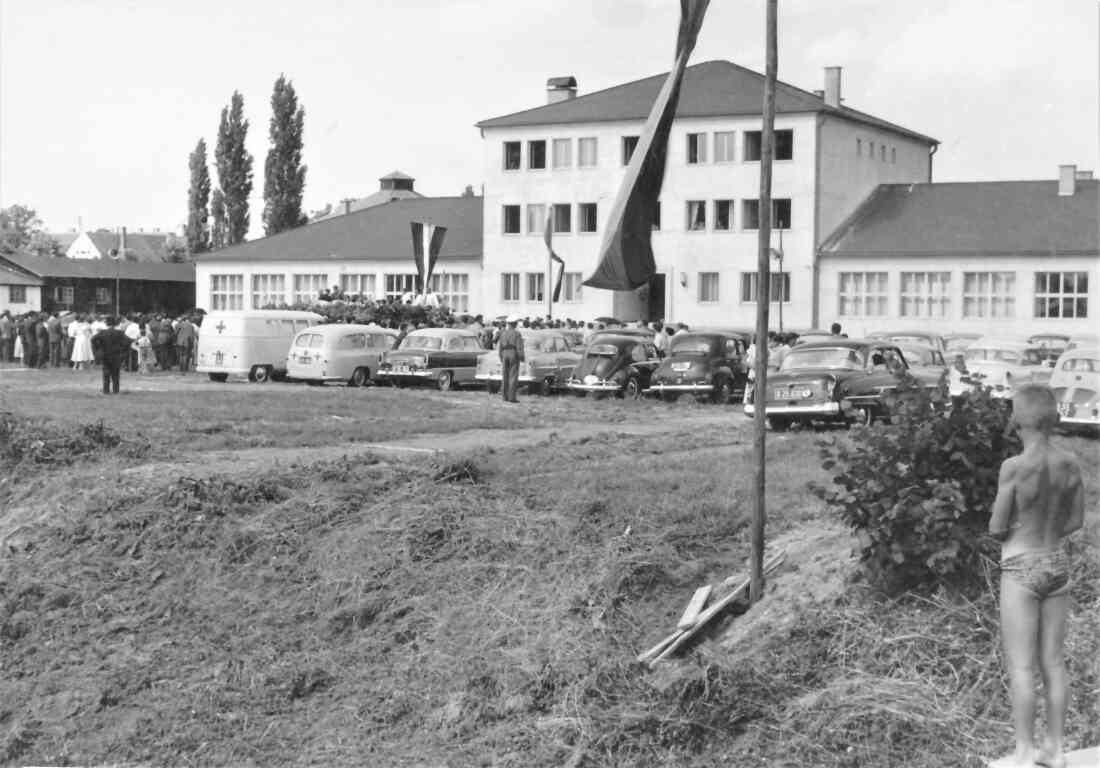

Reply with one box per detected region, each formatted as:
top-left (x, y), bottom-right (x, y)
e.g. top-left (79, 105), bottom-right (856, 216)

top-left (750, 0), bottom-right (777, 604)
top-left (114, 226), bottom-right (126, 318)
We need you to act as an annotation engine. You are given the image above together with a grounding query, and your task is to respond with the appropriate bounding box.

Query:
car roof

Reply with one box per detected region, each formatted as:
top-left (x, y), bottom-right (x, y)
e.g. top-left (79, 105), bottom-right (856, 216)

top-left (299, 323), bottom-right (394, 335)
top-left (788, 338), bottom-right (877, 351)
top-left (868, 329), bottom-right (942, 339)
top-left (407, 327), bottom-right (477, 337)
top-left (587, 334), bottom-right (650, 347)
top-left (1058, 346), bottom-right (1100, 359)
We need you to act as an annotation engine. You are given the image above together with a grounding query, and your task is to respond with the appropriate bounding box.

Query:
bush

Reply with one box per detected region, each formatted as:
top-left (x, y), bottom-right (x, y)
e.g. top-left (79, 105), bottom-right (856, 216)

top-left (263, 298), bottom-right (455, 328)
top-left (815, 374), bottom-right (1020, 594)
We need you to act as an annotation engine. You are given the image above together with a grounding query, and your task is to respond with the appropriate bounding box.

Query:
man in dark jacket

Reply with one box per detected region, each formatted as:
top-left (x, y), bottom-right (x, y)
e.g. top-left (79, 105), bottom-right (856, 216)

top-left (22, 315), bottom-right (38, 368)
top-left (175, 316), bottom-right (195, 372)
top-left (497, 315), bottom-right (525, 404)
top-left (46, 312), bottom-right (63, 367)
top-left (91, 316), bottom-right (131, 394)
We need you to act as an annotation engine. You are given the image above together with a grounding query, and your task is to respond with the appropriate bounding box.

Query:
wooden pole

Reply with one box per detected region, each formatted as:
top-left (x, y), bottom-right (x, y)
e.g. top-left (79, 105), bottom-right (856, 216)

top-left (750, 0), bottom-right (777, 604)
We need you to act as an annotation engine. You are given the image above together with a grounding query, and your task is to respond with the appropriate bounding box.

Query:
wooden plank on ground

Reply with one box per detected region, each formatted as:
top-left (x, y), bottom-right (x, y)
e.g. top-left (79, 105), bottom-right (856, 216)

top-left (676, 585), bottom-right (713, 631)
top-left (636, 629), bottom-right (683, 664)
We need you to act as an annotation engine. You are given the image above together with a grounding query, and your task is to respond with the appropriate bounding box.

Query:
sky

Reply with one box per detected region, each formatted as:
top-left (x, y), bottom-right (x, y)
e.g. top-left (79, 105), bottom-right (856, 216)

top-left (1, 0), bottom-right (1097, 238)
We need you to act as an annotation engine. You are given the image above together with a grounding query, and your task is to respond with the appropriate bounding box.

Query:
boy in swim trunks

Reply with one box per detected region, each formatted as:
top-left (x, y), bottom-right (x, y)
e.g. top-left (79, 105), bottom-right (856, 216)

top-left (989, 384), bottom-right (1084, 768)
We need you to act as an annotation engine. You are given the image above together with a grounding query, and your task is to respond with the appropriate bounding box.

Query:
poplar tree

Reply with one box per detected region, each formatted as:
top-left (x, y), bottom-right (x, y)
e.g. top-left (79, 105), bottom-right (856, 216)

top-left (210, 189), bottom-right (227, 251)
top-left (185, 138), bottom-right (211, 254)
top-left (263, 75), bottom-right (308, 235)
top-left (215, 91), bottom-right (253, 245)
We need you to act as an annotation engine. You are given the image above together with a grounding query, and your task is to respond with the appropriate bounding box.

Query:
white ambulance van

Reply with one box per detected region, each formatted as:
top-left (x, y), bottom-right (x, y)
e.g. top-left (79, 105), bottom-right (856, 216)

top-left (197, 310), bottom-right (324, 383)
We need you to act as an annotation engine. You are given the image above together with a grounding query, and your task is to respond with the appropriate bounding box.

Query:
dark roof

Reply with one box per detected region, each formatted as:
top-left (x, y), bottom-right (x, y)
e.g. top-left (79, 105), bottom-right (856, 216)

top-left (313, 188), bottom-right (425, 221)
top-left (547, 76), bottom-right (577, 88)
top-left (0, 260), bottom-right (43, 286)
top-left (199, 196), bottom-right (483, 264)
top-left (820, 180), bottom-right (1100, 257)
top-left (477, 60), bottom-right (937, 144)
top-left (85, 230), bottom-right (171, 261)
top-left (0, 252), bottom-right (195, 282)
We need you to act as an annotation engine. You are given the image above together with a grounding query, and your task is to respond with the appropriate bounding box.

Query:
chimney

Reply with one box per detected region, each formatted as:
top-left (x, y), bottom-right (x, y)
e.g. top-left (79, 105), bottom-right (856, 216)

top-left (341, 198), bottom-right (355, 215)
top-left (824, 66), bottom-right (842, 108)
top-left (1058, 164), bottom-right (1077, 196)
top-left (1075, 170), bottom-right (1093, 180)
top-left (546, 76), bottom-right (578, 104)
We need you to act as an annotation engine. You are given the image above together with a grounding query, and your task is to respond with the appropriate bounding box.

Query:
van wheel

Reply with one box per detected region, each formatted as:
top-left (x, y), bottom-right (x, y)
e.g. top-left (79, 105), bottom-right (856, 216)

top-left (208, 373), bottom-right (228, 383)
top-left (349, 367), bottom-right (369, 387)
top-left (437, 371), bottom-right (453, 391)
top-left (623, 376), bottom-right (642, 400)
top-left (249, 365), bottom-right (271, 383)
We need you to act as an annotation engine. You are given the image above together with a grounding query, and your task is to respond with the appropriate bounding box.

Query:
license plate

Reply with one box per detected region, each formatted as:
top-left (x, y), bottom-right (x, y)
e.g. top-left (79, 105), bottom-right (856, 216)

top-left (774, 388), bottom-right (794, 399)
top-left (672, 362), bottom-right (691, 371)
top-left (396, 364), bottom-right (409, 373)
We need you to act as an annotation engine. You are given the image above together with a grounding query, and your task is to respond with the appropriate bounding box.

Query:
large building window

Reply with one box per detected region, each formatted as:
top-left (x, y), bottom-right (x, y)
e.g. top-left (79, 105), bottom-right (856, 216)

top-left (526, 272), bottom-right (545, 303)
top-left (9, 286), bottom-right (27, 304)
top-left (501, 273), bottom-right (520, 302)
top-left (54, 285), bottom-right (74, 305)
top-left (686, 132), bottom-right (707, 164)
top-left (578, 203), bottom-right (598, 233)
top-left (900, 272), bottom-right (951, 318)
top-left (552, 203), bottom-right (571, 233)
top-left (95, 286), bottom-right (111, 304)
top-left (551, 138), bottom-right (571, 169)
top-left (714, 131), bottom-right (735, 162)
top-left (503, 141), bottom-right (521, 170)
top-left (430, 273), bottom-right (469, 313)
top-left (562, 272), bottom-right (583, 302)
top-left (963, 272), bottom-right (1015, 318)
top-left (743, 129), bottom-right (793, 161)
top-left (210, 274), bottom-right (244, 310)
top-left (741, 199), bottom-right (791, 230)
top-left (526, 204), bottom-right (546, 235)
top-left (502, 205), bottom-right (521, 234)
top-left (292, 274), bottom-right (328, 304)
top-left (714, 199), bottom-right (733, 231)
top-left (252, 274), bottom-right (286, 308)
top-left (686, 200), bottom-right (706, 231)
top-left (1034, 271), bottom-right (1088, 318)
top-left (528, 139), bottom-right (546, 170)
top-left (578, 137), bottom-right (598, 168)
top-left (384, 273), bottom-right (416, 301)
top-left (740, 272), bottom-right (790, 303)
top-left (698, 272), bottom-right (720, 303)
top-left (339, 273), bottom-right (376, 300)
top-left (838, 272), bottom-right (888, 317)
top-left (621, 135), bottom-right (639, 165)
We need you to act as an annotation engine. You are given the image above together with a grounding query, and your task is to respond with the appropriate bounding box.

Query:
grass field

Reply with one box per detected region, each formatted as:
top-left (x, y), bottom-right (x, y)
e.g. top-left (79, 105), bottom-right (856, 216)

top-left (1, 369), bottom-right (1097, 767)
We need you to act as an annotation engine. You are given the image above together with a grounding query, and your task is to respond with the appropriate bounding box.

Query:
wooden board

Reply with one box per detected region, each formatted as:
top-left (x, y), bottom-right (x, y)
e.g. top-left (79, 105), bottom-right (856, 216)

top-left (677, 585), bottom-right (713, 630)
top-left (987, 746), bottom-right (1099, 768)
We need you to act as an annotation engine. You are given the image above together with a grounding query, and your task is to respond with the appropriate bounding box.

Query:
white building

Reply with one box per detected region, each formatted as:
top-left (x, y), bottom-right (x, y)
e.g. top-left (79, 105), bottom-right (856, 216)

top-left (475, 61), bottom-right (938, 327)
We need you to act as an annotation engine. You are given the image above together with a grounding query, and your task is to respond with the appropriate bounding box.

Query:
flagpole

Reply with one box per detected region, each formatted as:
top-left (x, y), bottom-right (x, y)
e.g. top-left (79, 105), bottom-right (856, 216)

top-left (546, 222), bottom-right (553, 320)
top-left (750, 0), bottom-right (777, 604)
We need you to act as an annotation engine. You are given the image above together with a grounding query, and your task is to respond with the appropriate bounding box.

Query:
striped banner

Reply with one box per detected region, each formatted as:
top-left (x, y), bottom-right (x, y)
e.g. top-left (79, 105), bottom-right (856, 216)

top-left (410, 221), bottom-right (447, 293)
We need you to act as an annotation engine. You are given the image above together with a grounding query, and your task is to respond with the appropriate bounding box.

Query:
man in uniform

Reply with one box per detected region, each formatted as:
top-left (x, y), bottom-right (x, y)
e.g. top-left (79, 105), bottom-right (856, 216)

top-left (90, 316), bottom-right (131, 395)
top-left (498, 315), bottom-right (524, 404)
top-left (175, 315), bottom-right (196, 372)
top-left (46, 312), bottom-right (62, 367)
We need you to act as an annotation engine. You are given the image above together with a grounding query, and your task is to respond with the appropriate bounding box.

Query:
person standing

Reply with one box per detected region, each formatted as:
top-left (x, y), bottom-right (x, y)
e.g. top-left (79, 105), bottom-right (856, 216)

top-left (60, 312), bottom-right (75, 366)
top-left (70, 314), bottom-right (94, 371)
top-left (90, 316), bottom-right (131, 395)
top-left (47, 312), bottom-right (62, 367)
top-left (498, 315), bottom-right (524, 404)
top-left (175, 316), bottom-right (195, 372)
top-left (123, 315), bottom-right (141, 371)
top-left (0, 310), bottom-right (11, 363)
top-left (156, 318), bottom-right (174, 371)
top-left (33, 313), bottom-right (49, 368)
top-left (147, 315), bottom-right (162, 369)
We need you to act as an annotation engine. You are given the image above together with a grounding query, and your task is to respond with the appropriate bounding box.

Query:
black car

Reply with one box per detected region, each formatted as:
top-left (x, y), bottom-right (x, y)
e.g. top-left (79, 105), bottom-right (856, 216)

top-left (645, 331), bottom-right (748, 403)
top-left (744, 338), bottom-right (912, 430)
top-left (567, 335), bottom-right (661, 399)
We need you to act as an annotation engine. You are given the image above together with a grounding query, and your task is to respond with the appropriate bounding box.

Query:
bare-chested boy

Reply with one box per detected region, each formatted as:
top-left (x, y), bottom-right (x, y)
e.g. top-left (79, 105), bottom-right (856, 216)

top-left (989, 384), bottom-right (1084, 768)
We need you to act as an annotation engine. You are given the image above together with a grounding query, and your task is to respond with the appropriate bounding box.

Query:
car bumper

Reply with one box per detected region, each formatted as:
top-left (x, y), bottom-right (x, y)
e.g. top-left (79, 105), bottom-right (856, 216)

top-left (645, 382), bottom-right (713, 394)
top-left (197, 365), bottom-right (249, 376)
top-left (744, 401), bottom-right (842, 417)
top-left (568, 380), bottom-right (621, 392)
top-left (377, 369), bottom-right (435, 379)
top-left (475, 373), bottom-right (535, 383)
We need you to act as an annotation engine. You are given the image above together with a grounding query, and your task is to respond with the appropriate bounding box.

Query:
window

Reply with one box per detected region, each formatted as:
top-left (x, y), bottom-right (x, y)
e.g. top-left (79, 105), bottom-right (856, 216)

top-left (714, 200), bottom-right (733, 231)
top-left (856, 138), bottom-right (862, 156)
top-left (963, 272), bottom-right (1015, 318)
top-left (384, 273), bottom-right (416, 301)
top-left (562, 272), bottom-right (583, 302)
top-left (210, 274), bottom-right (244, 310)
top-left (528, 139), bottom-right (546, 170)
top-left (622, 135), bottom-right (639, 165)
top-left (501, 272), bottom-right (520, 302)
top-left (743, 129), bottom-right (793, 161)
top-left (891, 147), bottom-right (896, 164)
top-left (578, 203), bottom-right (598, 233)
top-left (526, 272), bottom-right (545, 302)
top-left (740, 272), bottom-right (790, 303)
top-left (95, 286), bottom-right (110, 304)
top-left (578, 137), bottom-right (598, 167)
top-left (552, 203), bottom-right (571, 233)
top-left (9, 286), bottom-right (26, 304)
top-left (686, 200), bottom-right (706, 231)
top-left (1034, 271), bottom-right (1088, 318)
top-left (430, 273), bottom-right (469, 313)
top-left (292, 274), bottom-right (327, 304)
top-left (742, 200), bottom-right (760, 230)
top-left (698, 272), bottom-right (720, 303)
top-left (552, 138), bottom-right (571, 169)
top-left (252, 274), bottom-right (286, 308)
top-left (686, 132), bottom-right (707, 164)
top-left (714, 131), bottom-right (735, 162)
top-left (54, 286), bottom-right (74, 305)
top-left (526, 204), bottom-right (546, 234)
top-left (652, 201), bottom-right (661, 231)
top-left (741, 199), bottom-right (791, 230)
top-left (880, 145), bottom-right (886, 162)
top-left (900, 272), bottom-right (951, 317)
top-left (868, 141), bottom-right (875, 159)
top-left (340, 273), bottom-right (376, 300)
top-left (838, 272), bottom-right (888, 317)
top-left (503, 141), bottom-right (521, 170)
top-left (502, 205), bottom-right (521, 234)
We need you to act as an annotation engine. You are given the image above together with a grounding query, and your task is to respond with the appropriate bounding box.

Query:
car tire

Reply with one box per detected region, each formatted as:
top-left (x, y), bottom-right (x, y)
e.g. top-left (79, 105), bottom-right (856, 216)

top-left (767, 416), bottom-right (791, 432)
top-left (437, 371), bottom-right (453, 391)
top-left (306, 379), bottom-right (324, 387)
top-left (487, 381), bottom-right (500, 394)
top-left (539, 377), bottom-right (554, 396)
top-left (208, 373), bottom-right (228, 383)
top-left (712, 377), bottom-right (733, 404)
top-left (349, 367), bottom-right (369, 387)
top-left (249, 365), bottom-right (271, 384)
top-left (623, 377), bottom-right (642, 400)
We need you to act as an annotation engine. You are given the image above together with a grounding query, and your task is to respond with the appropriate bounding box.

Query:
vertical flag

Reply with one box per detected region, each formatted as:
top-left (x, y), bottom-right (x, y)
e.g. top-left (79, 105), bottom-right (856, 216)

top-left (544, 209), bottom-right (566, 303)
top-left (583, 0), bottom-right (709, 291)
top-left (410, 221), bottom-right (447, 293)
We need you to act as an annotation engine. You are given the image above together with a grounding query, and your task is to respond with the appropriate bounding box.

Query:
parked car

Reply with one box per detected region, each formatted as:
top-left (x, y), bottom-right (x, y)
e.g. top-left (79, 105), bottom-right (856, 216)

top-left (197, 310), bottom-right (324, 383)
top-left (559, 329), bottom-right (586, 351)
top-left (1066, 333), bottom-right (1100, 352)
top-left (567, 335), bottom-right (662, 399)
top-left (744, 338), bottom-right (913, 429)
top-left (285, 323), bottom-right (397, 386)
top-left (474, 328), bottom-right (582, 394)
top-left (1050, 347), bottom-right (1100, 434)
top-left (895, 342), bottom-right (948, 385)
top-left (376, 327), bottom-right (484, 390)
top-left (588, 326), bottom-right (655, 345)
top-left (645, 330), bottom-right (748, 403)
top-left (945, 332), bottom-right (983, 355)
top-left (949, 338), bottom-right (1052, 399)
top-left (1028, 333), bottom-right (1070, 363)
top-left (868, 329), bottom-right (947, 354)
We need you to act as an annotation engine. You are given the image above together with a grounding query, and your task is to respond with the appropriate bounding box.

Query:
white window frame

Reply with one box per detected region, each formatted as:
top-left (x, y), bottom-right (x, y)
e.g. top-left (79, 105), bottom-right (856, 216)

top-left (251, 273), bottom-right (287, 308)
top-left (502, 204), bottom-right (521, 235)
top-left (578, 203), bottom-right (598, 233)
top-left (552, 203), bottom-right (571, 233)
top-left (714, 131), bottom-right (736, 163)
top-left (384, 273), bottom-right (416, 301)
top-left (292, 273), bottom-right (328, 305)
top-left (698, 272), bottom-right (720, 303)
top-left (502, 141), bottom-right (521, 171)
top-left (578, 137), bottom-right (598, 168)
top-left (55, 285), bottom-right (74, 304)
top-left (526, 272), bottom-right (545, 303)
top-left (740, 272), bottom-right (790, 304)
top-left (210, 274), bottom-right (244, 310)
top-left (686, 200), bottom-right (706, 231)
top-left (430, 273), bottom-right (469, 314)
top-left (9, 285), bottom-right (27, 304)
top-left (713, 199), bottom-right (734, 231)
top-left (962, 271), bottom-right (1015, 319)
top-left (899, 272), bottom-right (951, 318)
top-left (1034, 271), bottom-right (1089, 319)
top-left (837, 272), bottom-right (888, 317)
top-left (339, 273), bottom-right (376, 300)
top-left (621, 135), bottom-right (639, 166)
top-left (686, 132), bottom-right (707, 164)
top-left (551, 138), bottom-right (571, 169)
top-left (562, 272), bottom-right (583, 303)
top-left (501, 272), bottom-right (520, 303)
top-left (527, 139), bottom-right (547, 170)
top-left (526, 204), bottom-right (546, 235)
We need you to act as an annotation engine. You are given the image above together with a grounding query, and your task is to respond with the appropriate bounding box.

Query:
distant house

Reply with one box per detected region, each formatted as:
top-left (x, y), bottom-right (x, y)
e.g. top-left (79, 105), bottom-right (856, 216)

top-left (0, 252), bottom-right (195, 315)
top-left (66, 229), bottom-right (175, 261)
top-left (312, 170), bottom-right (425, 222)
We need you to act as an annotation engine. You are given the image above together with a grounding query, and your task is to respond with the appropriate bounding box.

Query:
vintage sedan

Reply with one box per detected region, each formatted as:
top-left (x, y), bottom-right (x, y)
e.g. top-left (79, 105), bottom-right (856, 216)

top-left (744, 339), bottom-right (911, 429)
top-left (645, 331), bottom-right (748, 403)
top-left (949, 338), bottom-right (1052, 399)
top-left (868, 329), bottom-right (947, 354)
top-left (567, 335), bottom-right (662, 399)
top-left (1028, 333), bottom-right (1070, 363)
top-left (474, 329), bottom-right (582, 394)
top-left (286, 323), bottom-right (398, 386)
top-left (1050, 348), bottom-right (1099, 434)
top-left (895, 342), bottom-right (948, 386)
top-left (945, 332), bottom-right (983, 355)
top-left (376, 328), bottom-right (483, 390)
top-left (1066, 333), bottom-right (1100, 352)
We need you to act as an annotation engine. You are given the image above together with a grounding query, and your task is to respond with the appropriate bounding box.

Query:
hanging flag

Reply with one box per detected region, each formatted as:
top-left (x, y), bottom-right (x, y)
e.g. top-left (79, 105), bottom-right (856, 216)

top-left (544, 209), bottom-right (566, 302)
top-left (410, 221), bottom-right (447, 293)
top-left (583, 0), bottom-right (709, 291)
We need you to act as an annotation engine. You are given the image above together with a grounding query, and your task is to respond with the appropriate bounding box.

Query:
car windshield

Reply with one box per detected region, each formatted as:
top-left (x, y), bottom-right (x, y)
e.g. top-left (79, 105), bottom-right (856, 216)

top-left (898, 346), bottom-right (933, 366)
top-left (399, 335), bottom-right (442, 350)
top-left (781, 347), bottom-right (864, 371)
top-left (965, 347), bottom-right (1039, 365)
top-left (587, 344), bottom-right (619, 357)
top-left (670, 337), bottom-right (713, 355)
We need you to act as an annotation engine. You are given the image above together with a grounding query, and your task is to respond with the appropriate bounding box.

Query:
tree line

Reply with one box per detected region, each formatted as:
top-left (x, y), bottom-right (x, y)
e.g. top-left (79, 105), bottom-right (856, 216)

top-left (185, 74), bottom-right (307, 256)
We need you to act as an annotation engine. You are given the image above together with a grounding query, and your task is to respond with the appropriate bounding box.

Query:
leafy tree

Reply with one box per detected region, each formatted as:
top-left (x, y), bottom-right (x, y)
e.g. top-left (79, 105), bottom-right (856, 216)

top-left (262, 75), bottom-right (307, 235)
top-left (215, 91), bottom-right (253, 246)
top-left (185, 138), bottom-right (211, 254)
top-left (0, 204), bottom-right (44, 254)
top-left (210, 189), bottom-right (227, 251)
top-left (165, 233), bottom-right (189, 263)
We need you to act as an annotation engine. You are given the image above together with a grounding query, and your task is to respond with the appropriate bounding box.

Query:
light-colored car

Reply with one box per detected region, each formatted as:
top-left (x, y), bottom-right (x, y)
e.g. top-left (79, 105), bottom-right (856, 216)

top-left (285, 323), bottom-right (398, 387)
top-left (1066, 333), bottom-right (1100, 352)
top-left (197, 310), bottom-right (324, 383)
top-left (868, 329), bottom-right (947, 355)
top-left (896, 343), bottom-right (948, 378)
top-left (474, 328), bottom-right (582, 394)
top-left (376, 327), bottom-right (484, 390)
top-left (1050, 347), bottom-right (1099, 433)
top-left (949, 338), bottom-right (1052, 399)
top-left (944, 332), bottom-right (983, 355)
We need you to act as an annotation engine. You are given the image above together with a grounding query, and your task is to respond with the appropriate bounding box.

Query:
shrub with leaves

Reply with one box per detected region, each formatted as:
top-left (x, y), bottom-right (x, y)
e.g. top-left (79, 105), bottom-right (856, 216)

top-left (815, 375), bottom-right (1020, 594)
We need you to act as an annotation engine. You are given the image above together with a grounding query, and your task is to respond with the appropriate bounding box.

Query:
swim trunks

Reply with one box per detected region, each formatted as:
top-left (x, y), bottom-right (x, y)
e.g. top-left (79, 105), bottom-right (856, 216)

top-left (1000, 548), bottom-right (1070, 598)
